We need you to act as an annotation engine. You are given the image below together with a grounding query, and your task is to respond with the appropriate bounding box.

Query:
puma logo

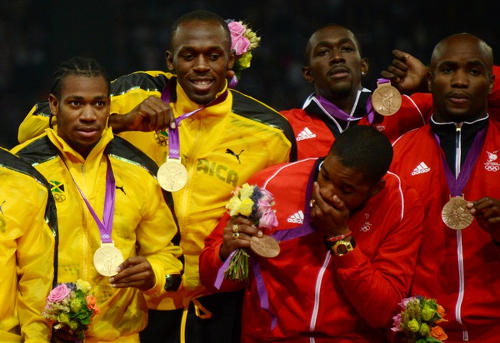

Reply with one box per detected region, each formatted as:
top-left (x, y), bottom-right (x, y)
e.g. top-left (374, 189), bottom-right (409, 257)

top-left (225, 149), bottom-right (244, 164)
top-left (116, 185), bottom-right (126, 195)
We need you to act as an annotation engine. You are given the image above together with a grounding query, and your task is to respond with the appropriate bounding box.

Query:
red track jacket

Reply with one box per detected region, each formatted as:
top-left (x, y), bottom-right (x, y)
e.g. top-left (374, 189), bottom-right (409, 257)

top-left (391, 118), bottom-right (500, 342)
top-left (200, 158), bottom-right (424, 343)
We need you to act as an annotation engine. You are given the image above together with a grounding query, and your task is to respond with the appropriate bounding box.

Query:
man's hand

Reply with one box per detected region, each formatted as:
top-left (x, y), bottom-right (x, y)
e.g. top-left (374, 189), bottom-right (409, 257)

top-left (109, 256), bottom-right (156, 291)
top-left (109, 96), bottom-right (176, 133)
top-left (468, 197), bottom-right (500, 242)
top-left (220, 216), bottom-right (261, 260)
top-left (310, 182), bottom-right (350, 238)
top-left (380, 49), bottom-right (428, 93)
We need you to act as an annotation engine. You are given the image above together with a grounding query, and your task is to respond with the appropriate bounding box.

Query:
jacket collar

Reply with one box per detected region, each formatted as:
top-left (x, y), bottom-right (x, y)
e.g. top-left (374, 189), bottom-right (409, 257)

top-left (172, 79), bottom-right (231, 119)
top-left (46, 127), bottom-right (114, 163)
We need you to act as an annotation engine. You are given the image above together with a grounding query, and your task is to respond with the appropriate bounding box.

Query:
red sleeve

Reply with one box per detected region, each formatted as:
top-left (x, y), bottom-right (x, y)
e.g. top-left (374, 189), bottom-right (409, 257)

top-left (331, 186), bottom-right (424, 328)
top-left (199, 213), bottom-right (246, 293)
top-left (488, 66), bottom-right (500, 121)
top-left (406, 92), bottom-right (433, 123)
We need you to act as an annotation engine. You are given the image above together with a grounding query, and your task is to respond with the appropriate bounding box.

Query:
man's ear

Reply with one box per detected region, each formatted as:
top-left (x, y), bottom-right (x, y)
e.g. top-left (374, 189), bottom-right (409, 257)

top-left (370, 178), bottom-right (385, 198)
top-left (228, 49), bottom-right (236, 71)
top-left (361, 57), bottom-right (369, 76)
top-left (302, 66), bottom-right (313, 83)
top-left (166, 50), bottom-right (174, 72)
top-left (488, 71), bottom-right (495, 94)
top-left (426, 70), bottom-right (433, 92)
top-left (48, 93), bottom-right (59, 118)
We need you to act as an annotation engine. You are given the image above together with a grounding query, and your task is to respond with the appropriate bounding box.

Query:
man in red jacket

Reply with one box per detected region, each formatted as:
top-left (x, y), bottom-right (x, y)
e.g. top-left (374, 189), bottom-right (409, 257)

top-left (281, 24), bottom-right (430, 159)
top-left (390, 33), bottom-right (500, 342)
top-left (200, 125), bottom-right (424, 343)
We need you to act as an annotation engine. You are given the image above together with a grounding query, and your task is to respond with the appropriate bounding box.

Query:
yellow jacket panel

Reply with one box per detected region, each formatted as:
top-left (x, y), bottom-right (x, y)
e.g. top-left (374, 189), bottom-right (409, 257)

top-left (0, 149), bottom-right (56, 343)
top-left (12, 127), bottom-right (183, 341)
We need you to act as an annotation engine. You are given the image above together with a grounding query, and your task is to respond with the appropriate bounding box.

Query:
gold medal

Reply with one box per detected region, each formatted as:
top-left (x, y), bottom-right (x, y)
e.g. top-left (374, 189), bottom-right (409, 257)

top-left (93, 243), bottom-right (124, 276)
top-left (371, 81), bottom-right (402, 116)
top-left (250, 235), bottom-right (280, 258)
top-left (157, 158), bottom-right (188, 192)
top-left (441, 196), bottom-right (474, 230)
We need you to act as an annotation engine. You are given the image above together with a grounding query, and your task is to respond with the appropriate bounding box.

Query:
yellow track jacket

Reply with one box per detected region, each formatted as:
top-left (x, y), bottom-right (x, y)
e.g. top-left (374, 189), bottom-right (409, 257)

top-left (12, 128), bottom-right (183, 342)
top-left (17, 71), bottom-right (296, 311)
top-left (0, 149), bottom-right (56, 343)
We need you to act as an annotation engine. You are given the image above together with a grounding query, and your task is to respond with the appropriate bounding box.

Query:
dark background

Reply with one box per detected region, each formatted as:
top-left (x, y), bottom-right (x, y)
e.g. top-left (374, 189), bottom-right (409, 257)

top-left (1, 0), bottom-right (498, 148)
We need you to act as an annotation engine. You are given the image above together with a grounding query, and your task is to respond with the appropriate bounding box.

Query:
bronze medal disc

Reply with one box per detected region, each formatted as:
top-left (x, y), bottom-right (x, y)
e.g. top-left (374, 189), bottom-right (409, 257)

top-left (157, 159), bottom-right (188, 192)
top-left (250, 235), bottom-right (280, 258)
top-left (371, 83), bottom-right (402, 116)
top-left (93, 244), bottom-right (124, 276)
top-left (441, 196), bottom-right (474, 230)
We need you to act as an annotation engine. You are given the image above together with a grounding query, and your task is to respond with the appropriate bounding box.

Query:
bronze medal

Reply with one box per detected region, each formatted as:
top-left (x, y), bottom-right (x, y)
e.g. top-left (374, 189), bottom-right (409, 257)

top-left (157, 158), bottom-right (188, 192)
top-left (250, 235), bottom-right (280, 258)
top-left (93, 243), bottom-right (124, 276)
top-left (441, 196), bottom-right (474, 230)
top-left (371, 81), bottom-right (402, 116)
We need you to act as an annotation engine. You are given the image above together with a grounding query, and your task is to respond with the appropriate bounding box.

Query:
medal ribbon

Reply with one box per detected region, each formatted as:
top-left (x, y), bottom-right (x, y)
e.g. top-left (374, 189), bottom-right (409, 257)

top-left (61, 156), bottom-right (116, 243)
top-left (161, 80), bottom-right (228, 160)
top-left (313, 89), bottom-right (376, 126)
top-left (432, 127), bottom-right (486, 196)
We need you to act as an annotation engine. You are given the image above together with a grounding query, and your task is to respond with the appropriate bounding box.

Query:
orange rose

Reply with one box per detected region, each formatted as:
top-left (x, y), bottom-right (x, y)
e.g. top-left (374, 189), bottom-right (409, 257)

top-left (436, 304), bottom-right (448, 324)
top-left (86, 295), bottom-right (99, 315)
top-left (430, 326), bottom-right (448, 341)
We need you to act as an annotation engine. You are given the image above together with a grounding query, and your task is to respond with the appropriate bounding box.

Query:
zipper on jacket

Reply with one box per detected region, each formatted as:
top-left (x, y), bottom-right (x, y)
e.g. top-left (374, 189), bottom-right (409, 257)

top-left (453, 123), bottom-right (468, 341)
top-left (80, 162), bottom-right (89, 281)
top-left (309, 251), bottom-right (332, 336)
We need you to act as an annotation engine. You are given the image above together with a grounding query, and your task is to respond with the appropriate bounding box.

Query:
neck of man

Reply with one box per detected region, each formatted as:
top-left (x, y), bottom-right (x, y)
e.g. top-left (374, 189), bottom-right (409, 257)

top-left (433, 108), bottom-right (488, 124)
top-left (323, 92), bottom-right (358, 114)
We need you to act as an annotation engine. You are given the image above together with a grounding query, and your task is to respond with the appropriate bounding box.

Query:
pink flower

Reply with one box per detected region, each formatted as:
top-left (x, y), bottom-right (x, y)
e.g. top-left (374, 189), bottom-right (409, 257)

top-left (47, 284), bottom-right (71, 303)
top-left (228, 21), bottom-right (245, 38)
top-left (399, 296), bottom-right (418, 308)
top-left (391, 313), bottom-right (402, 332)
top-left (259, 189), bottom-right (274, 204)
top-left (259, 209), bottom-right (278, 229)
top-left (232, 36), bottom-right (251, 55)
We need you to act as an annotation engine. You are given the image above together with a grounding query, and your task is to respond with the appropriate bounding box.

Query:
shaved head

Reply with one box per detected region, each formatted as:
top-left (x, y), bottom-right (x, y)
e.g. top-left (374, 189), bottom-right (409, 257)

top-left (431, 33), bottom-right (493, 74)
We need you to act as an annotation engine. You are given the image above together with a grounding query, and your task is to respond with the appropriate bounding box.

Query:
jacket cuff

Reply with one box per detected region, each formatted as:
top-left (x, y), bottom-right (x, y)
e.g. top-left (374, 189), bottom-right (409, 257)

top-left (143, 259), bottom-right (165, 296)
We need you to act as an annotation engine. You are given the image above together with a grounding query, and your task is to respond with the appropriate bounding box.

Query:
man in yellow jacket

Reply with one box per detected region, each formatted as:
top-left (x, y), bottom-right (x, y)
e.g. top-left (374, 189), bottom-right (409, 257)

top-left (0, 148), bottom-right (57, 343)
top-left (12, 56), bottom-right (183, 343)
top-left (17, 10), bottom-right (296, 343)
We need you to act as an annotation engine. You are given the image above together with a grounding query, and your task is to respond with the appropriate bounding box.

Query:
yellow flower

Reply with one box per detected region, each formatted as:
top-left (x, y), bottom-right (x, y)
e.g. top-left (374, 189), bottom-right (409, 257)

top-left (422, 304), bottom-right (435, 321)
top-left (70, 297), bottom-right (83, 312)
top-left (419, 322), bottom-right (430, 336)
top-left (238, 53), bottom-right (253, 69)
top-left (76, 279), bottom-right (91, 293)
top-left (58, 312), bottom-right (70, 325)
top-left (226, 196), bottom-right (242, 216)
top-left (239, 184), bottom-right (255, 200)
top-left (239, 198), bottom-right (254, 216)
top-left (408, 318), bottom-right (420, 333)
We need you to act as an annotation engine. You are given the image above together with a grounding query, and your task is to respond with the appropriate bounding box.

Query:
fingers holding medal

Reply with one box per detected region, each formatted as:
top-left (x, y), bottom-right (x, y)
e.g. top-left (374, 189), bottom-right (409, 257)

top-left (221, 217), bottom-right (259, 258)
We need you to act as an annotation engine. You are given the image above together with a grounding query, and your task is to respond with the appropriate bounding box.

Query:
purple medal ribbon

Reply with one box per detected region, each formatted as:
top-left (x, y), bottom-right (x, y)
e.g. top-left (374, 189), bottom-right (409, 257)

top-left (215, 159), bottom-right (322, 330)
top-left (62, 157), bottom-right (116, 243)
top-left (432, 127), bottom-right (486, 196)
top-left (314, 92), bottom-right (376, 126)
top-left (161, 80), bottom-right (228, 159)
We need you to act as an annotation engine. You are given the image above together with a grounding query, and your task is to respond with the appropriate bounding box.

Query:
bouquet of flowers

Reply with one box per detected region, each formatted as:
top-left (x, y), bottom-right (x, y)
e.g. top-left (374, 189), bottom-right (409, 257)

top-left (392, 296), bottom-right (448, 343)
top-left (226, 19), bottom-right (261, 83)
top-left (43, 279), bottom-right (99, 342)
top-left (224, 183), bottom-right (278, 281)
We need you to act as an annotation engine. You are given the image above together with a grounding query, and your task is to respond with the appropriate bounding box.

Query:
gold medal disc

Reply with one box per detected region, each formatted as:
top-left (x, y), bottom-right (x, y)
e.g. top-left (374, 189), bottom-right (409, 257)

top-left (371, 82), bottom-right (402, 116)
top-left (250, 235), bottom-right (280, 258)
top-left (93, 243), bottom-right (124, 276)
top-left (157, 159), bottom-right (188, 192)
top-left (441, 196), bottom-right (474, 230)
